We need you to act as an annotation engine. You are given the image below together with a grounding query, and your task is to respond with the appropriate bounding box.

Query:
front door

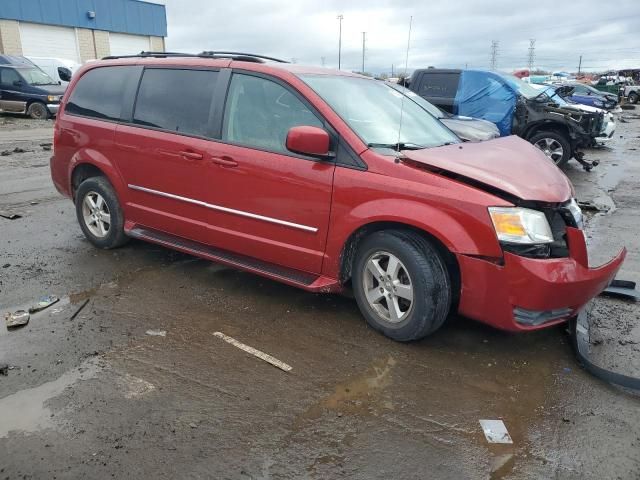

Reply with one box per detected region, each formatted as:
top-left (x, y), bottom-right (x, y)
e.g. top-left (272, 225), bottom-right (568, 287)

top-left (205, 72), bottom-right (335, 274)
top-left (114, 67), bottom-right (220, 243)
top-left (0, 67), bottom-right (27, 113)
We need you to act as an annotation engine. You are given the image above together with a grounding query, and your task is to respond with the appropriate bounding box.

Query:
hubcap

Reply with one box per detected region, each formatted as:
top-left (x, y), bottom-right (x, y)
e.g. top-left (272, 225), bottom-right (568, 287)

top-left (82, 191), bottom-right (111, 238)
top-left (362, 251), bottom-right (414, 323)
top-left (534, 138), bottom-right (564, 163)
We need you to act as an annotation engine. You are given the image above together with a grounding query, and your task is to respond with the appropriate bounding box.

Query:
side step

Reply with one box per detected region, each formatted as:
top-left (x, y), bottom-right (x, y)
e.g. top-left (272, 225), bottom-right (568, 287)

top-left (128, 226), bottom-right (338, 291)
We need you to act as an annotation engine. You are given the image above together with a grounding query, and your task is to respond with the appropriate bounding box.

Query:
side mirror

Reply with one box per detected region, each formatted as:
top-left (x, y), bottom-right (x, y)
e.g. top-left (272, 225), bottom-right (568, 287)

top-left (286, 126), bottom-right (331, 157)
top-left (58, 67), bottom-right (72, 82)
top-left (12, 80), bottom-right (23, 87)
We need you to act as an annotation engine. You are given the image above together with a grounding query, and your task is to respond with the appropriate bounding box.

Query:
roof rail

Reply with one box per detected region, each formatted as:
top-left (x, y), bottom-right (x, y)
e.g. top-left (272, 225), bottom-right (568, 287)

top-left (199, 51), bottom-right (289, 63)
top-left (102, 51), bottom-right (289, 63)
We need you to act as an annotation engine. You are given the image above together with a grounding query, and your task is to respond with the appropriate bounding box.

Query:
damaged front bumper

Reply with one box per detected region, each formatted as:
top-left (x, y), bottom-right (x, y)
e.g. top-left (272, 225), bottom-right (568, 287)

top-left (456, 228), bottom-right (626, 332)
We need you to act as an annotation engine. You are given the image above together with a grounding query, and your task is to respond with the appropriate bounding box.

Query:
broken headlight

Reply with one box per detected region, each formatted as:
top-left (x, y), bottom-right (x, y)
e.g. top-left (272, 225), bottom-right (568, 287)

top-left (566, 198), bottom-right (583, 229)
top-left (488, 207), bottom-right (554, 244)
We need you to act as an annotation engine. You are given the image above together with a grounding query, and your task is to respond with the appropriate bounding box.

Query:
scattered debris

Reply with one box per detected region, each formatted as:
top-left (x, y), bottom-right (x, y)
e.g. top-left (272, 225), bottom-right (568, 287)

top-left (28, 295), bottom-right (60, 314)
top-left (2, 264), bottom-right (9, 268)
top-left (0, 211), bottom-right (21, 220)
top-left (5, 310), bottom-right (30, 329)
top-left (12, 147), bottom-right (26, 153)
top-left (30, 201), bottom-right (39, 205)
top-left (188, 422), bottom-right (198, 429)
top-left (0, 150), bottom-right (10, 156)
top-left (479, 419), bottom-right (513, 444)
top-left (213, 331), bottom-right (293, 372)
top-left (145, 329), bottom-right (166, 337)
top-left (40, 143), bottom-right (52, 151)
top-left (0, 364), bottom-right (8, 376)
top-left (69, 298), bottom-right (90, 321)
top-left (577, 201), bottom-right (607, 212)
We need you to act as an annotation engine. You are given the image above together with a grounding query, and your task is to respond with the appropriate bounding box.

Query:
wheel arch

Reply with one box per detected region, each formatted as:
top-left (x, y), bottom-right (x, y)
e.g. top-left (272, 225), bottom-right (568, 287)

top-left (338, 221), bottom-right (461, 309)
top-left (68, 151), bottom-right (126, 203)
top-left (523, 121), bottom-right (570, 141)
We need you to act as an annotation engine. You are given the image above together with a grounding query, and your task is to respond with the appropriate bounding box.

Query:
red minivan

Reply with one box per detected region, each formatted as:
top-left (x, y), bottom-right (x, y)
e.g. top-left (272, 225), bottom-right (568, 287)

top-left (50, 52), bottom-right (625, 341)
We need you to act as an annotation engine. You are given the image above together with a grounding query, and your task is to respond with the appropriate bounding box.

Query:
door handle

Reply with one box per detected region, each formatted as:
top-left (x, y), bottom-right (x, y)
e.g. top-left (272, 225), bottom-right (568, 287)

top-left (180, 150), bottom-right (203, 160)
top-left (210, 156), bottom-right (238, 167)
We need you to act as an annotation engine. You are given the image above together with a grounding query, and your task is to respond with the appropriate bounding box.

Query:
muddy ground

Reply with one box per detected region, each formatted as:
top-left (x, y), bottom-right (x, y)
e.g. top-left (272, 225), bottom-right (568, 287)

top-left (1, 114), bottom-right (639, 479)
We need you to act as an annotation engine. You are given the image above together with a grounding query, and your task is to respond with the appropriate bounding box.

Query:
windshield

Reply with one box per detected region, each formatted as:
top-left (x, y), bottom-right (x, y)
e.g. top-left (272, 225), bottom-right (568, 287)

top-left (19, 67), bottom-right (56, 85)
top-left (542, 87), bottom-right (570, 106)
top-left (501, 73), bottom-right (545, 99)
top-left (299, 75), bottom-right (460, 149)
top-left (386, 82), bottom-right (445, 119)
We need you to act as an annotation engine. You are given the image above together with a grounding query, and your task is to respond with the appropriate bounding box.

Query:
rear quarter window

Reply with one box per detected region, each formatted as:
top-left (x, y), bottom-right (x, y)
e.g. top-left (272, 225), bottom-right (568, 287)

top-left (66, 66), bottom-right (137, 121)
top-left (418, 73), bottom-right (460, 99)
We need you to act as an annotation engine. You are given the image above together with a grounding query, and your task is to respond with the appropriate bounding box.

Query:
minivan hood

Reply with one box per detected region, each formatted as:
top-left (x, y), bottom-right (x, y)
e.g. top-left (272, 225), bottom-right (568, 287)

top-left (401, 135), bottom-right (572, 203)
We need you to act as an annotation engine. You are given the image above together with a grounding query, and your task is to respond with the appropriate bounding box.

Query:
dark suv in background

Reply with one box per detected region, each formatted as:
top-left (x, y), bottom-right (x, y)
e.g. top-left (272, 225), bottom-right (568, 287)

top-left (407, 69), bottom-right (603, 167)
top-left (0, 55), bottom-right (68, 119)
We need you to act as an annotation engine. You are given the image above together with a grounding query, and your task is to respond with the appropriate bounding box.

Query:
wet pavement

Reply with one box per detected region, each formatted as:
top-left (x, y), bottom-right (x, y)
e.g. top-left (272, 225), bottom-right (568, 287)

top-left (1, 114), bottom-right (639, 479)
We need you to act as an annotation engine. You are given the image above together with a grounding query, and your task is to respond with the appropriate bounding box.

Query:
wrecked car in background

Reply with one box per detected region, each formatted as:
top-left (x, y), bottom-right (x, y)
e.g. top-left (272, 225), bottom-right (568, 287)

top-left (407, 68), bottom-right (604, 167)
top-left (387, 82), bottom-right (500, 142)
top-left (555, 83), bottom-right (618, 110)
top-left (532, 84), bottom-right (616, 145)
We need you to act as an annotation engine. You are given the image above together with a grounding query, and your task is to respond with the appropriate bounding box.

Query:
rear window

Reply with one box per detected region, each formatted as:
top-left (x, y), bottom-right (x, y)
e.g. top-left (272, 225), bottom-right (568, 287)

top-left (133, 68), bottom-right (218, 137)
top-left (418, 73), bottom-right (460, 98)
top-left (66, 66), bottom-right (136, 121)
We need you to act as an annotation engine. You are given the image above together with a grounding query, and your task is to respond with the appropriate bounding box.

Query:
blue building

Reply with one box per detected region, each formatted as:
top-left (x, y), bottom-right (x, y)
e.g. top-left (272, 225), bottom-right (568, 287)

top-left (0, 0), bottom-right (167, 62)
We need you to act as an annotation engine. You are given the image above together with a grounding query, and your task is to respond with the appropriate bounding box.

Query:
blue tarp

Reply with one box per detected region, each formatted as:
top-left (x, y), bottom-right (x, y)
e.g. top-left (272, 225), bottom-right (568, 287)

top-left (453, 70), bottom-right (516, 136)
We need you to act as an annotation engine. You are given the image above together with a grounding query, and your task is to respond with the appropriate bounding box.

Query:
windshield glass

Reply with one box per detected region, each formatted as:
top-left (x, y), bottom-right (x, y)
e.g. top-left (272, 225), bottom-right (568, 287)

top-left (20, 67), bottom-right (56, 85)
top-left (299, 75), bottom-right (460, 149)
top-left (500, 73), bottom-right (545, 99)
top-left (542, 87), bottom-right (570, 106)
top-left (386, 82), bottom-right (445, 119)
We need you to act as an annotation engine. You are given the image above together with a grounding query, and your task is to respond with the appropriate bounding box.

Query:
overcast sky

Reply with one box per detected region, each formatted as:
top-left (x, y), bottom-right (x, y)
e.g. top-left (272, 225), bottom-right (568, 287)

top-left (159, 0), bottom-right (640, 74)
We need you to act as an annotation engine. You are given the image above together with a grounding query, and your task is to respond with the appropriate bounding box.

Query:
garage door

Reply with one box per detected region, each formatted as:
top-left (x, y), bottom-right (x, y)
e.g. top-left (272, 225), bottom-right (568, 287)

top-left (20, 23), bottom-right (80, 63)
top-left (109, 33), bottom-right (150, 56)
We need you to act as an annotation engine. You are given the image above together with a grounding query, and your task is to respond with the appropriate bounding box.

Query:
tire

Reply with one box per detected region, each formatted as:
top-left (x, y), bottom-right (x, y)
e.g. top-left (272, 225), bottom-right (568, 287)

top-left (75, 176), bottom-right (129, 249)
top-left (629, 92), bottom-right (639, 104)
top-left (529, 130), bottom-right (571, 167)
top-left (352, 230), bottom-right (451, 342)
top-left (27, 102), bottom-right (50, 120)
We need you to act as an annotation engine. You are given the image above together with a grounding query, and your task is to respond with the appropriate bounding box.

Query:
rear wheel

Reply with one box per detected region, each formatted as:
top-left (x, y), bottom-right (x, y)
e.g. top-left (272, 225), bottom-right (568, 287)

top-left (27, 102), bottom-right (49, 120)
top-left (75, 176), bottom-right (129, 249)
top-left (530, 130), bottom-right (571, 167)
top-left (629, 92), bottom-right (639, 104)
top-left (352, 231), bottom-right (451, 342)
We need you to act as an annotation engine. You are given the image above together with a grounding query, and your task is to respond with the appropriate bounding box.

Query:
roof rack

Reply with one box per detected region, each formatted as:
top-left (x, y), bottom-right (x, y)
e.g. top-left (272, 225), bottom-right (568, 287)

top-left (102, 51), bottom-right (289, 63)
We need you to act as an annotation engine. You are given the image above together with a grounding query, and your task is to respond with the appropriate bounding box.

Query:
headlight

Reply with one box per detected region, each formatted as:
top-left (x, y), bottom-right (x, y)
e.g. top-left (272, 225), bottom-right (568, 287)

top-left (488, 207), bottom-right (553, 244)
top-left (47, 95), bottom-right (61, 102)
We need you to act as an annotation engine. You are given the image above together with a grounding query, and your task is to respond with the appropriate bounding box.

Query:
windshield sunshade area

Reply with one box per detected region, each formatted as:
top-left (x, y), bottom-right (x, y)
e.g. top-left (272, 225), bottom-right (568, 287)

top-left (20, 67), bottom-right (56, 86)
top-left (300, 75), bottom-right (460, 149)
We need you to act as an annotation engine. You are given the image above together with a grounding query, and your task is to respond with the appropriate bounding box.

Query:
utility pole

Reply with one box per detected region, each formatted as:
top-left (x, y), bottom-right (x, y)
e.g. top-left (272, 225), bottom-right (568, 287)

top-left (578, 55), bottom-right (582, 74)
top-left (337, 14), bottom-right (344, 70)
top-left (361, 32), bottom-right (366, 73)
top-left (490, 40), bottom-right (499, 71)
top-left (321, 56), bottom-right (326, 67)
top-left (527, 38), bottom-right (536, 71)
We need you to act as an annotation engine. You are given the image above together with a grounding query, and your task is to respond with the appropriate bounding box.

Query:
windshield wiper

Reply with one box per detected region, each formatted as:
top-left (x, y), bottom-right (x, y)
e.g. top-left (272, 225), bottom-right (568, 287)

top-left (367, 142), bottom-right (425, 151)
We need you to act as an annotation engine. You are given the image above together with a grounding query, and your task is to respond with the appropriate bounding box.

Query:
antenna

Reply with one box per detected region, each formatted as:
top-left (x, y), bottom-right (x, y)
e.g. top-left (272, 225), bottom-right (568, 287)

top-left (396, 16), bottom-right (413, 153)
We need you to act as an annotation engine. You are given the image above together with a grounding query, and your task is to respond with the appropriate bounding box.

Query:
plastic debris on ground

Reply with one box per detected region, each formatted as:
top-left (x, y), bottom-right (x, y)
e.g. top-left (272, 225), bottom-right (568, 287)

top-left (70, 299), bottom-right (90, 320)
top-left (0, 211), bottom-right (21, 220)
top-left (5, 310), bottom-right (30, 329)
top-left (28, 295), bottom-right (60, 314)
top-left (146, 330), bottom-right (167, 337)
top-left (213, 331), bottom-right (293, 372)
top-left (0, 364), bottom-right (8, 376)
top-left (479, 419), bottom-right (513, 444)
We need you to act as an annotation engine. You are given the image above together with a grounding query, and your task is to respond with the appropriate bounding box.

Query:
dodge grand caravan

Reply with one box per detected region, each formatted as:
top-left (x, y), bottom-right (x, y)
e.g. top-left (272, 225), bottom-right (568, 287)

top-left (50, 52), bottom-right (626, 341)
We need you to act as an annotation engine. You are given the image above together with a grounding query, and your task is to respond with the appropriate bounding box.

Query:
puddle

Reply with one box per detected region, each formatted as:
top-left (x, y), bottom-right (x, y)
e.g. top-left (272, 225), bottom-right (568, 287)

top-left (0, 359), bottom-right (102, 438)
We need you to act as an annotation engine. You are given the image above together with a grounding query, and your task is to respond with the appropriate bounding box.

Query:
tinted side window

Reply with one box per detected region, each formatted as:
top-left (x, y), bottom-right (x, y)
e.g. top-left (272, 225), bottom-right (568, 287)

top-left (66, 66), bottom-right (136, 121)
top-left (418, 73), bottom-right (460, 98)
top-left (133, 69), bottom-right (218, 137)
top-left (0, 68), bottom-right (21, 85)
top-left (222, 74), bottom-right (323, 154)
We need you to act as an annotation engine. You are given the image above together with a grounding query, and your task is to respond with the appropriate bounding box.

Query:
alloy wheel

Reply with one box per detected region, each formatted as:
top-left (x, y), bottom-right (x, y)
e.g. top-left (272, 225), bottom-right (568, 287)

top-left (534, 138), bottom-right (564, 164)
top-left (362, 251), bottom-right (414, 323)
top-left (82, 191), bottom-right (111, 238)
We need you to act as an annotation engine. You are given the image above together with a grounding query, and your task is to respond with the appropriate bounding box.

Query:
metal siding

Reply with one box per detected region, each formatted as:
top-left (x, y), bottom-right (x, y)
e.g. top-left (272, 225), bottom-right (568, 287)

top-left (0, 0), bottom-right (166, 37)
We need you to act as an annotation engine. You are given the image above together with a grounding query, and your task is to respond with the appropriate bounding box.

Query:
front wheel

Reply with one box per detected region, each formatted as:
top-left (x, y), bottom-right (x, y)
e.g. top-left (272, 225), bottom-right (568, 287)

top-left (629, 92), bottom-right (639, 104)
top-left (352, 231), bottom-right (451, 342)
top-left (529, 131), bottom-right (571, 167)
top-left (27, 102), bottom-right (50, 120)
top-left (75, 176), bottom-right (129, 249)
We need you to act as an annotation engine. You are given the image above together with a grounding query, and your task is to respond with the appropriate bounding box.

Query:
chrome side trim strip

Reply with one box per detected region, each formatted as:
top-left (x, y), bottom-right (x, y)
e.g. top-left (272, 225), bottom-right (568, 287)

top-left (128, 184), bottom-right (318, 233)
